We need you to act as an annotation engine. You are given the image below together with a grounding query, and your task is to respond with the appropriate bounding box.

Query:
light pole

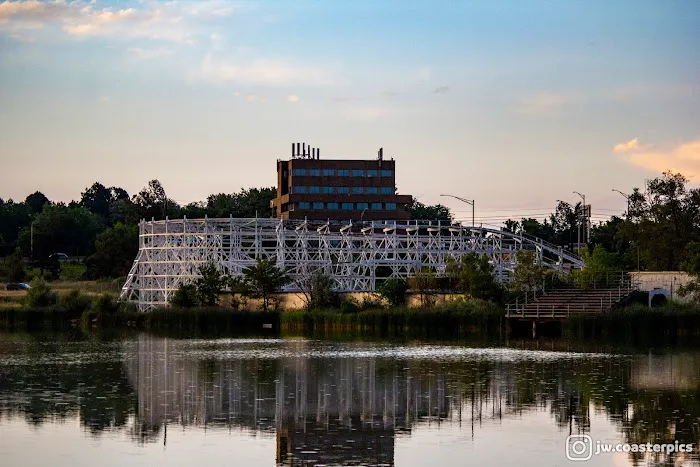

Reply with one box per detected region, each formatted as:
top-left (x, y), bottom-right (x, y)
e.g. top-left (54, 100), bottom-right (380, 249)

top-left (440, 194), bottom-right (474, 226)
top-left (612, 189), bottom-right (630, 215)
top-left (573, 191), bottom-right (586, 251)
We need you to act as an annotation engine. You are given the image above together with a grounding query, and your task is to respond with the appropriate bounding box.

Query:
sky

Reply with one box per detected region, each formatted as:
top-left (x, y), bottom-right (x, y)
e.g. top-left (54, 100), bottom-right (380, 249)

top-left (0, 0), bottom-right (698, 227)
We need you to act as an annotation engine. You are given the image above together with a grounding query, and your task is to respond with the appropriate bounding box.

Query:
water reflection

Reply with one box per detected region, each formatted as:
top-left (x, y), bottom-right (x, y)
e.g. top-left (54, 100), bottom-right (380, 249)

top-left (0, 335), bottom-right (699, 466)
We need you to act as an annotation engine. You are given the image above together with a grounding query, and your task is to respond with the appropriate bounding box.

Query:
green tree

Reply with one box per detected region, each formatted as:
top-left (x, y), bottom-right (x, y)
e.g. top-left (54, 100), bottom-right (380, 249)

top-left (19, 204), bottom-right (104, 260)
top-left (80, 182), bottom-right (113, 219)
top-left (24, 191), bottom-right (50, 214)
top-left (171, 283), bottom-right (199, 308)
top-left (242, 258), bottom-right (289, 311)
top-left (0, 200), bottom-right (33, 255)
top-left (510, 250), bottom-right (549, 293)
top-left (407, 201), bottom-right (453, 222)
top-left (446, 252), bottom-right (503, 302)
top-left (24, 278), bottom-right (58, 307)
top-left (408, 267), bottom-right (438, 306)
top-left (85, 223), bottom-right (138, 279)
top-left (206, 187), bottom-right (277, 218)
top-left (0, 248), bottom-right (26, 282)
top-left (377, 277), bottom-right (408, 307)
top-left (194, 262), bottom-right (230, 306)
top-left (572, 245), bottom-right (618, 289)
top-left (132, 179), bottom-right (180, 220)
top-left (307, 271), bottom-right (339, 310)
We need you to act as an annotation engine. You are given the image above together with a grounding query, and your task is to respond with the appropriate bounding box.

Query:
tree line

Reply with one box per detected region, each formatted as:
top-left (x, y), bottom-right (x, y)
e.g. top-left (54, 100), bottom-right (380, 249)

top-left (0, 180), bottom-right (454, 283)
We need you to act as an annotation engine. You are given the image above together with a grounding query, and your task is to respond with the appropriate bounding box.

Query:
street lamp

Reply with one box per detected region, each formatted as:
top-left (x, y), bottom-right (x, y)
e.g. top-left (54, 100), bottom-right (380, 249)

top-left (440, 194), bottom-right (474, 226)
top-left (612, 189), bottom-right (630, 214)
top-left (573, 191), bottom-right (587, 250)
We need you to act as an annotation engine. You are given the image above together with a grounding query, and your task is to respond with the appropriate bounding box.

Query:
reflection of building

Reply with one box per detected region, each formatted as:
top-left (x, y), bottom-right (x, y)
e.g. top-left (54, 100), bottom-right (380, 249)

top-left (121, 336), bottom-right (595, 465)
top-left (632, 354), bottom-right (700, 390)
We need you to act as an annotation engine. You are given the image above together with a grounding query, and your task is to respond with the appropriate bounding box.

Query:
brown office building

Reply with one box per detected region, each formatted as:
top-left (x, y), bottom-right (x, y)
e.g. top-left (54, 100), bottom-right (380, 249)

top-left (271, 143), bottom-right (413, 221)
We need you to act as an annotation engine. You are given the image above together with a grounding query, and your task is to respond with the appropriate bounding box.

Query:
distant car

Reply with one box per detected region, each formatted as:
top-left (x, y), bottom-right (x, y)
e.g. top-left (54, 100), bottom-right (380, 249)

top-left (5, 283), bottom-right (31, 291)
top-left (49, 253), bottom-right (70, 261)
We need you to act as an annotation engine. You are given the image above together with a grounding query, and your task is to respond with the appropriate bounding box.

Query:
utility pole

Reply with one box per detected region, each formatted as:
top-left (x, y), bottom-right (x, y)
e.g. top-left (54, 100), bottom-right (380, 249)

top-left (612, 189), bottom-right (630, 215)
top-left (440, 194), bottom-right (474, 226)
top-left (573, 191), bottom-right (586, 252)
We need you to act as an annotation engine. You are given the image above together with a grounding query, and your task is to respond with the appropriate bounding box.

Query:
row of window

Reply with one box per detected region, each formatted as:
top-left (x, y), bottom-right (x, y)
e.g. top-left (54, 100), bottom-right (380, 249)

top-left (293, 186), bottom-right (394, 195)
top-left (292, 168), bottom-right (392, 177)
top-left (296, 202), bottom-right (397, 211)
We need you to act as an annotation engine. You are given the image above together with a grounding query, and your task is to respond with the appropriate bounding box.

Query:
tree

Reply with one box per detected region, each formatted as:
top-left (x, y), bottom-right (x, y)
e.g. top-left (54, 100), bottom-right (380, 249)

top-left (80, 183), bottom-right (113, 219)
top-left (407, 201), bottom-right (453, 222)
top-left (446, 252), bottom-right (503, 302)
top-left (549, 201), bottom-right (582, 251)
top-left (24, 278), bottom-right (58, 308)
top-left (194, 262), bottom-right (230, 306)
top-left (0, 248), bottom-right (26, 282)
top-left (510, 250), bottom-right (549, 293)
top-left (242, 258), bottom-right (289, 311)
top-left (25, 191), bottom-right (50, 214)
top-left (0, 200), bottom-right (33, 255)
top-left (19, 204), bottom-right (104, 260)
top-left (377, 278), bottom-right (408, 307)
top-left (171, 283), bottom-right (199, 308)
top-left (206, 187), bottom-right (277, 218)
top-left (407, 267), bottom-right (438, 306)
top-left (85, 223), bottom-right (139, 279)
top-left (296, 270), bottom-right (339, 310)
top-left (132, 179), bottom-right (179, 220)
top-left (572, 245), bottom-right (618, 289)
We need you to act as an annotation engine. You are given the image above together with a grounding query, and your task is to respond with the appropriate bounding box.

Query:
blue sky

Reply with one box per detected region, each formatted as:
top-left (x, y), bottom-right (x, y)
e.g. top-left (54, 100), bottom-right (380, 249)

top-left (0, 0), bottom-right (698, 226)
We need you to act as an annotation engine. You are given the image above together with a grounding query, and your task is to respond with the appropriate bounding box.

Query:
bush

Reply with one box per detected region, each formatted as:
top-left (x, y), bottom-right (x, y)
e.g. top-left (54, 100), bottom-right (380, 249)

top-left (24, 278), bottom-right (58, 307)
top-left (59, 262), bottom-right (87, 281)
top-left (0, 249), bottom-right (25, 282)
top-left (59, 289), bottom-right (92, 319)
top-left (340, 297), bottom-right (360, 314)
top-left (377, 278), bottom-right (407, 306)
top-left (171, 283), bottom-right (199, 308)
top-left (92, 293), bottom-right (118, 315)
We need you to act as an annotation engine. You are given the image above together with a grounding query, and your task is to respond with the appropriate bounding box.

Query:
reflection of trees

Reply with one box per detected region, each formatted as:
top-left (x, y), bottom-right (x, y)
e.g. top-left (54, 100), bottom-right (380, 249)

top-left (1, 335), bottom-right (700, 466)
top-left (0, 338), bottom-right (137, 435)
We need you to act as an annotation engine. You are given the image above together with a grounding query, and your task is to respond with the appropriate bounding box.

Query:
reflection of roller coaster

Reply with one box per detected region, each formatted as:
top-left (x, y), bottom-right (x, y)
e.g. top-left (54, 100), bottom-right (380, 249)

top-left (120, 218), bottom-right (584, 310)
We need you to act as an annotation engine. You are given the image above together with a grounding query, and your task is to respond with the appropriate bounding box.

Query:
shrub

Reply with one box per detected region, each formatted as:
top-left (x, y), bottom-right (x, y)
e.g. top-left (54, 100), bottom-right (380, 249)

top-left (171, 283), bottom-right (199, 308)
top-left (377, 278), bottom-right (407, 306)
top-left (340, 297), bottom-right (360, 314)
top-left (59, 289), bottom-right (92, 319)
top-left (92, 293), bottom-right (118, 315)
top-left (59, 262), bottom-right (87, 281)
top-left (24, 278), bottom-right (58, 307)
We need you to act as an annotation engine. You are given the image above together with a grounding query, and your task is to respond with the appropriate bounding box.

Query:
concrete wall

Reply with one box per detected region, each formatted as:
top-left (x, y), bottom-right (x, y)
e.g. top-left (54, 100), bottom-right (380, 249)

top-left (219, 291), bottom-right (466, 311)
top-left (629, 271), bottom-right (692, 301)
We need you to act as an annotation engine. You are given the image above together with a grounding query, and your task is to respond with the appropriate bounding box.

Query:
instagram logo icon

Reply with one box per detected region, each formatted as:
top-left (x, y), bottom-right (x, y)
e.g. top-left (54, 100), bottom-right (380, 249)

top-left (566, 434), bottom-right (593, 461)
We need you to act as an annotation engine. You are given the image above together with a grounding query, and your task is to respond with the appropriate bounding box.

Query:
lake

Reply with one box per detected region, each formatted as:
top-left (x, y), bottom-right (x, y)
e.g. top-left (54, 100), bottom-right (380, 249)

top-left (0, 334), bottom-right (698, 466)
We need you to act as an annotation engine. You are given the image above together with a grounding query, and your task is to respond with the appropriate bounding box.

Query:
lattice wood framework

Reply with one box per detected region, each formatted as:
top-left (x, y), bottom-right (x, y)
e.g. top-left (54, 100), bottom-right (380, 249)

top-left (120, 218), bottom-right (584, 311)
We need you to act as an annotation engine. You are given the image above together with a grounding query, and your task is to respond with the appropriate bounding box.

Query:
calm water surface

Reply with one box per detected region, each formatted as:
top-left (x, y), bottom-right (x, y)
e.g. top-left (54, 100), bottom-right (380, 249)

top-left (0, 335), bottom-right (698, 466)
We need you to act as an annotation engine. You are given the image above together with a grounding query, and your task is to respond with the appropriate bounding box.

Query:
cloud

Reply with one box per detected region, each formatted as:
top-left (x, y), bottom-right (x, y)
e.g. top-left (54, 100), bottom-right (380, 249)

top-left (127, 47), bottom-right (175, 59)
top-left (333, 96), bottom-right (357, 102)
top-left (516, 92), bottom-right (571, 116)
top-left (433, 86), bottom-right (449, 94)
top-left (245, 94), bottom-right (267, 103)
top-left (613, 137), bottom-right (652, 154)
top-left (286, 94), bottom-right (300, 103)
top-left (201, 54), bottom-right (333, 86)
top-left (614, 139), bottom-right (700, 179)
top-left (0, 0), bottom-right (197, 43)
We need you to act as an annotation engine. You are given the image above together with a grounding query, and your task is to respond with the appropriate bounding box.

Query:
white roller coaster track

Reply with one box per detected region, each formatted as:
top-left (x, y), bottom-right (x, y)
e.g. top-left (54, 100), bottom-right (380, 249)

top-left (120, 217), bottom-right (584, 311)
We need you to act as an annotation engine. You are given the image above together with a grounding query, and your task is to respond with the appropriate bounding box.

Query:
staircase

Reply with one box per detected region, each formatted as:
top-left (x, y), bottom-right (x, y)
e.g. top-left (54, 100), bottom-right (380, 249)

top-left (506, 274), bottom-right (638, 319)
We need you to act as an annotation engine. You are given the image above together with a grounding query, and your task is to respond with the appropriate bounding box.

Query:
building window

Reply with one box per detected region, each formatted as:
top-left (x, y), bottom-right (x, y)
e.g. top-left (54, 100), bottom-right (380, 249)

top-left (352, 187), bottom-right (364, 194)
top-left (337, 187), bottom-right (350, 194)
top-left (381, 186), bottom-right (393, 194)
top-left (323, 186), bottom-right (335, 194)
top-left (342, 202), bottom-right (353, 210)
top-left (309, 186), bottom-right (320, 194)
top-left (386, 203), bottom-right (396, 210)
top-left (298, 201), bottom-right (310, 209)
top-left (294, 186), bottom-right (307, 194)
top-left (293, 168), bottom-right (306, 176)
top-left (367, 169), bottom-right (379, 177)
top-left (337, 169), bottom-right (349, 176)
top-left (323, 169), bottom-right (334, 176)
top-left (309, 169), bottom-right (320, 176)
top-left (371, 202), bottom-right (383, 210)
top-left (352, 169), bottom-right (364, 177)
top-left (327, 202), bottom-right (339, 210)
top-left (381, 169), bottom-right (392, 177)
top-left (357, 203), bottom-right (369, 210)
top-left (366, 187), bottom-right (378, 195)
top-left (312, 202), bottom-right (324, 210)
